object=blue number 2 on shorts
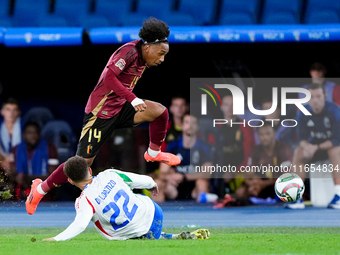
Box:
[102,189,138,230]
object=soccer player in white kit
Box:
[43,156,209,241]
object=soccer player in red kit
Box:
[26,17,181,215]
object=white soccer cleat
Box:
[284,198,305,209]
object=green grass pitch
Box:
[0,227,339,255]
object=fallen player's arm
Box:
[113,169,156,190]
[148,183,159,196]
[43,238,56,241]
[43,196,94,241]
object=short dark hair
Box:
[63,156,89,183]
[23,121,41,133]
[171,95,187,105]
[310,62,326,73]
[171,95,186,101]
[181,109,199,122]
[258,121,275,131]
[139,17,170,44]
[307,83,325,94]
[2,97,19,108]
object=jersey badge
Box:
[115,58,126,70]
[307,119,314,127]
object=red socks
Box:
[148,108,169,151]
[41,162,68,193]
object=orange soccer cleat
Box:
[25,179,44,215]
[213,194,235,209]
[144,151,181,166]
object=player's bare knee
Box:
[165,184,178,200]
[195,179,209,192]
[155,178,166,190]
[294,146,305,160]
[327,146,340,159]
[235,184,248,198]
[154,102,167,118]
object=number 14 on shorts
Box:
[88,128,102,143]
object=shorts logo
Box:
[115,58,126,70]
[87,145,93,154]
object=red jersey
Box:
[85,40,147,119]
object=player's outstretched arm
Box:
[43,196,94,241]
[43,238,56,241]
[112,169,156,190]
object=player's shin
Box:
[148,108,169,154]
[41,162,68,193]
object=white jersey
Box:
[54,169,156,241]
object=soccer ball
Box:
[275,173,305,202]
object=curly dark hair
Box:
[63,156,89,183]
[139,17,170,44]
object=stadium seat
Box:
[262,12,299,24]
[53,0,89,26]
[38,16,69,27]
[121,14,150,27]
[261,0,301,24]
[122,12,194,27]
[77,15,110,29]
[24,107,54,128]
[162,12,196,26]
[177,0,217,25]
[0,18,11,27]
[41,120,77,162]
[306,0,340,12]
[220,13,255,25]
[12,0,50,27]
[305,11,340,24]
[45,0,110,29]
[137,0,173,18]
[0,0,11,27]
[304,0,340,24]
[94,0,131,26]
[121,0,173,27]
[219,0,260,25]
[0,0,9,17]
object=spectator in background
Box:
[0,98,22,170]
[255,99,298,150]
[291,83,340,209]
[214,94,255,197]
[219,94,255,171]
[299,62,340,105]
[161,96,188,151]
[12,122,59,200]
[240,123,292,198]
[214,123,292,208]
[153,112,215,203]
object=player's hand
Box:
[149,183,159,196]
[134,103,147,112]
[43,237,56,241]
[131,98,147,112]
